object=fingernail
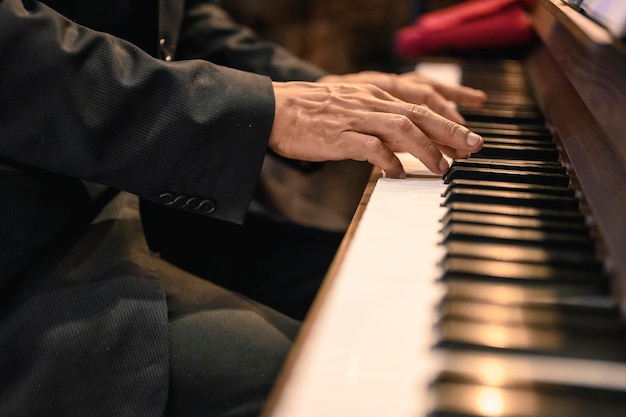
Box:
[438,158,449,173]
[466,132,482,147]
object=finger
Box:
[431,83,487,107]
[389,81,467,124]
[405,104,483,153]
[437,143,471,160]
[400,72,487,106]
[383,81,466,123]
[354,111,449,175]
[422,94,466,125]
[337,131,407,178]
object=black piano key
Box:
[462,77,529,90]
[441,223,595,250]
[481,136,557,147]
[441,211,587,233]
[443,167,570,187]
[469,97,536,109]
[462,71,530,87]
[466,91,538,107]
[429,373,626,417]
[465,122,552,139]
[463,69,529,85]
[434,318,626,362]
[460,106,545,125]
[441,287,616,310]
[471,143,559,161]
[481,135,554,145]
[440,256,601,284]
[461,57,527,72]
[451,159,564,172]
[443,241,599,266]
[442,189,580,211]
[446,202,585,221]
[438,299,622,333]
[462,81,532,97]
[442,179,575,198]
[443,279,611,305]
[462,94,538,105]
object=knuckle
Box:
[361,135,383,153]
[410,103,467,139]
[446,120,469,138]
[422,84,436,96]
[353,135,382,162]
[437,120,463,140]
[394,115,416,135]
[421,86,437,102]
[409,104,430,119]
[364,82,379,91]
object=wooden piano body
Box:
[262,1,626,416]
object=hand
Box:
[269,81,484,179]
[318,71,487,124]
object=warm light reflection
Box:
[450,281,556,305]
[498,246,550,263]
[476,322,563,350]
[482,325,515,349]
[490,285,524,303]
[475,360,508,386]
[476,387,505,416]
[475,303,560,326]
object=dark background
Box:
[221,0,465,74]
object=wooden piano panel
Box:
[529,0,626,314]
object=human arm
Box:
[176,0,486,175]
[270,81,483,178]
[0,0,272,224]
[0,0,482,236]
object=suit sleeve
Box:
[177,0,327,171]
[177,0,328,82]
[0,0,275,224]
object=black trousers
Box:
[153,257,300,417]
[140,200,344,321]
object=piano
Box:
[261,1,626,416]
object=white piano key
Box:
[264,156,449,417]
[415,62,463,85]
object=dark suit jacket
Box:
[0,0,325,415]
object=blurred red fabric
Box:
[395,0,536,58]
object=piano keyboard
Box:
[262,59,626,417]
[430,59,626,416]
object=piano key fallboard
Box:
[262,1,626,416]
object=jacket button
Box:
[158,193,176,205]
[198,199,216,213]
[172,195,188,208]
[184,196,200,209]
